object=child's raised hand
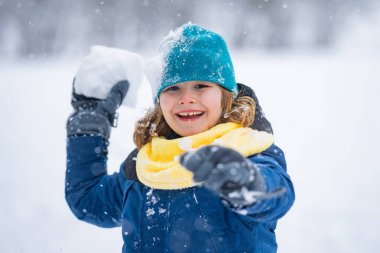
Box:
[180,145,266,208]
[74,46,144,108]
[67,80,129,139]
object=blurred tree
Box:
[0,0,377,58]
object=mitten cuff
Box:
[66,111,111,139]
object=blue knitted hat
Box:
[152,23,237,102]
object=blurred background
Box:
[1,0,379,58]
[1,0,380,253]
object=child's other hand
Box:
[180,145,265,207]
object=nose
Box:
[178,90,196,104]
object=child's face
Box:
[159,81,223,137]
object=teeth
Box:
[178,112,202,117]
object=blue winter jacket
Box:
[65,135,294,253]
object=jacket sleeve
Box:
[65,135,126,228]
[244,144,295,223]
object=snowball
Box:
[74,45,145,108]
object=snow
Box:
[1,49,380,253]
[144,23,190,99]
[146,208,155,217]
[74,45,145,108]
[179,137,193,151]
[144,55,164,100]
[159,22,190,54]
[145,22,207,100]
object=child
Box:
[66,23,295,253]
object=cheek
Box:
[159,105,169,120]
[204,91,223,118]
[159,98,173,120]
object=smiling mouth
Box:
[175,111,204,120]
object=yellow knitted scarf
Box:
[136,122,274,189]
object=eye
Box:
[163,85,179,92]
[194,84,209,89]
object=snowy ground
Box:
[1,49,379,253]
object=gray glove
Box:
[66,80,129,139]
[180,145,265,208]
